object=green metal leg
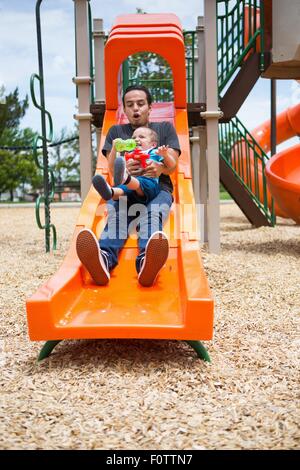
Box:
[38,340,62,361]
[185,341,211,362]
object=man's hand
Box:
[143,160,164,178]
[126,158,143,176]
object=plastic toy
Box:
[124,148,150,169]
[114,138,136,152]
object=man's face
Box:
[123,90,152,128]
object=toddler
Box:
[92,127,176,204]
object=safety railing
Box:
[184,31,196,103]
[219,116,275,225]
[128,78,174,102]
[217,0,265,92]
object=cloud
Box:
[0,6,76,132]
[22,95,76,135]
[122,0,203,29]
[238,78,300,153]
[89,0,204,31]
[1,0,297,143]
[238,77,300,131]
[290,81,300,105]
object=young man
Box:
[76,85,180,287]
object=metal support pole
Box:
[190,127,201,242]
[93,18,105,103]
[73,0,93,200]
[93,18,105,154]
[190,127,208,245]
[197,16,206,104]
[196,16,208,244]
[271,79,277,156]
[202,0,221,254]
[199,126,208,243]
[191,128,200,203]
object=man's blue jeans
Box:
[99,189,173,273]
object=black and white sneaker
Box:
[76,228,110,285]
[114,157,128,185]
[138,231,169,287]
[92,175,113,200]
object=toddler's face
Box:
[132,129,156,150]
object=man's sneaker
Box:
[138,231,169,287]
[114,157,128,185]
[76,229,110,285]
[92,175,113,200]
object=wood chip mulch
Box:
[0,205,299,449]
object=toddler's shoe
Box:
[76,228,110,285]
[92,175,113,200]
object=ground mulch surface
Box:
[0,205,299,449]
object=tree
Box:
[127,51,173,101]
[0,87,28,139]
[0,87,42,201]
[0,127,42,201]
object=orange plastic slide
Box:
[26,14,213,354]
[265,144,300,224]
[251,103,300,223]
[26,104,213,343]
[233,103,300,223]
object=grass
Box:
[220,183,232,201]
[220,191,232,200]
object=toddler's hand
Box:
[156,145,169,157]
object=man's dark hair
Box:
[122,85,153,106]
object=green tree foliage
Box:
[0,87,28,138]
[0,128,42,200]
[0,87,42,201]
[127,52,173,102]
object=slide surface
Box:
[265,143,300,223]
[26,103,213,342]
[252,103,300,223]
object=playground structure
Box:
[26,0,300,361]
[256,103,300,223]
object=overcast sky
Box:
[0,0,299,149]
